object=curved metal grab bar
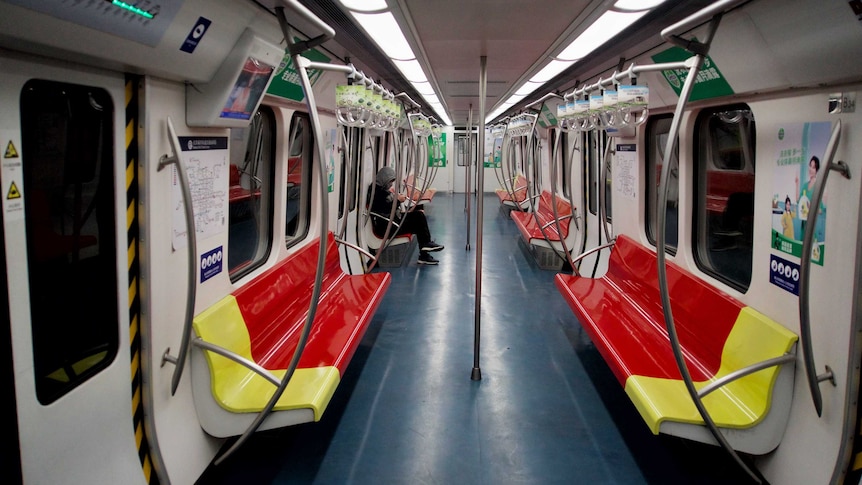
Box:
[698,354,797,398]
[279,0,335,54]
[158,117,198,396]
[334,237,377,260]
[571,240,617,268]
[598,140,614,243]
[191,338,281,386]
[215,9,331,465]
[799,119,848,417]
[547,127,576,271]
[655,11,765,484]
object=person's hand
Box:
[397,193,407,203]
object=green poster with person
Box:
[428,133,446,167]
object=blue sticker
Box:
[181,17,211,53]
[769,254,800,295]
[200,246,223,283]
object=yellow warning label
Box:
[7,182,21,200]
[4,140,19,159]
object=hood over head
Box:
[375,166,396,187]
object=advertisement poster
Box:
[770,122,831,266]
[326,128,336,192]
[428,133,447,167]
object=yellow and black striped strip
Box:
[125,75,160,485]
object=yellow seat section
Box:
[192,295,340,420]
[625,307,798,434]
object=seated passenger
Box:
[368,167,443,265]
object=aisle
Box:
[197,193,753,485]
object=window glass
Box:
[646,115,678,251]
[21,79,118,404]
[286,113,312,246]
[228,107,275,279]
[603,132,612,222]
[694,105,756,291]
[586,132,597,215]
[560,131,571,198]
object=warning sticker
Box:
[1,130,25,222]
[4,140,19,159]
[7,182,21,200]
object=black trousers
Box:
[374,210,431,249]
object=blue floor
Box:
[197,193,754,485]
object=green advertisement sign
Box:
[266,41,330,101]
[428,133,446,167]
[651,45,734,101]
[770,122,832,266]
[537,103,558,128]
[484,131,502,168]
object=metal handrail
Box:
[546,128,577,271]
[334,236,377,260]
[698,353,797,398]
[465,106,473,250]
[799,119,848,416]
[191,338,281,387]
[158,116,198,396]
[570,240,616,267]
[655,6,766,483]
[472,56,487,382]
[214,5,332,465]
[598,140,614,243]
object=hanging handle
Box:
[798,119,849,417]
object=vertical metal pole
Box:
[472,57,487,381]
[466,104,473,250]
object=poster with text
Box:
[172,137,229,251]
[770,122,831,266]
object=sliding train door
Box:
[1,54,147,484]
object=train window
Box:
[228,107,275,279]
[693,105,756,291]
[560,131,571,198]
[645,115,678,252]
[586,132,597,215]
[530,135,542,192]
[337,126,361,218]
[20,79,118,404]
[286,113,312,246]
[549,129,568,196]
[604,132,612,222]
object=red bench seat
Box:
[495,173,531,210]
[554,235,797,454]
[510,190,575,247]
[192,232,391,437]
[404,174,436,204]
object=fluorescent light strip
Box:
[489,3,661,124]
[392,59,429,83]
[339,0,388,12]
[614,0,667,11]
[351,11,415,60]
[557,10,647,61]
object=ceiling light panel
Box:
[338,0,388,12]
[557,10,647,61]
[351,11,416,60]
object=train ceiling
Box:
[272,0,714,127]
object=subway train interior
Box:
[2,0,862,483]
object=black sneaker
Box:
[421,241,444,252]
[417,253,439,265]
